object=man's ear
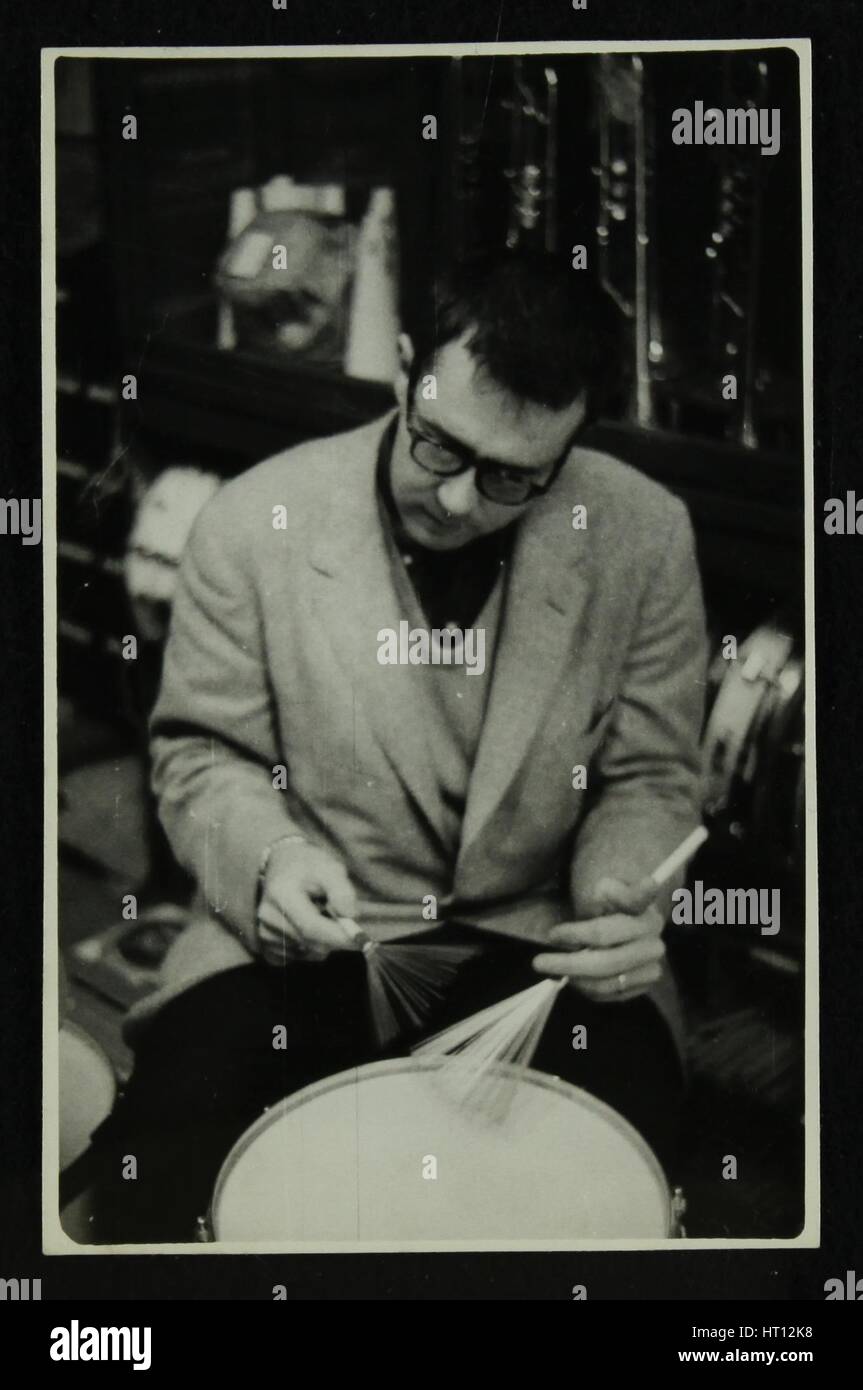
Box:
[394,333,415,409]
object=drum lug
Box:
[670,1185,687,1238]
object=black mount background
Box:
[0,0,860,1304]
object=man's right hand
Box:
[256,839,359,966]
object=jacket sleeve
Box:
[149,486,300,951]
[569,498,708,920]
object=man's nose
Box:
[436,468,479,516]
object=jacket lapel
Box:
[307,417,593,862]
[457,478,592,859]
[307,415,457,833]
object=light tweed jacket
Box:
[144,412,707,1055]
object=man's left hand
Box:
[531,876,666,1003]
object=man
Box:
[89,252,707,1242]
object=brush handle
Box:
[648,825,709,888]
[330,913,375,954]
[257,900,375,956]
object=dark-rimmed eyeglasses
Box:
[405,400,585,507]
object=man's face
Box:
[390,331,588,551]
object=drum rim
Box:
[211,1056,671,1240]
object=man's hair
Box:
[407,250,622,412]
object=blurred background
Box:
[55,52,806,1237]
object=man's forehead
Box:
[420,335,588,466]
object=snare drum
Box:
[208,1058,680,1242]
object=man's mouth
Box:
[423,506,463,529]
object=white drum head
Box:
[59,1023,116,1170]
[212,1058,669,1242]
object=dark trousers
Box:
[82,927,684,1243]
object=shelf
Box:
[127,330,395,467]
[583,420,803,602]
[113,330,804,600]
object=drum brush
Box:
[324,913,480,1048]
[411,826,709,1117]
[256,898,480,1046]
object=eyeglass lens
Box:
[411,437,541,504]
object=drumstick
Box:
[646,825,709,889]
[575,825,710,928]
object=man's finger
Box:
[259,931,321,965]
[257,901,329,961]
[321,874,358,923]
[257,900,305,949]
[531,935,665,980]
[258,926,330,964]
[571,961,663,1002]
[549,910,662,949]
[275,887,357,950]
[301,862,358,922]
[591,874,660,915]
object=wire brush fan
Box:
[335,916,480,1047]
[412,975,569,1120]
[410,826,710,1120]
[257,900,479,1047]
